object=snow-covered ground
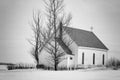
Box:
[0,69,120,80]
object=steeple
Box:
[90,26,93,32]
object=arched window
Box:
[93,53,95,65]
[82,52,84,64]
[102,54,105,65]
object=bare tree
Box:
[29,11,46,68]
[43,0,72,71]
[45,22,73,70]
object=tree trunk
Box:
[54,63,58,71]
[35,54,39,69]
[36,63,39,69]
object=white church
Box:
[39,23,109,68]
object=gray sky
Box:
[0,0,120,63]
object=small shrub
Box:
[7,64,35,70]
[36,64,45,69]
[106,58,120,69]
[36,64,55,70]
[58,67,67,70]
[7,65,14,70]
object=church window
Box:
[82,52,84,64]
[93,53,95,65]
[102,54,105,65]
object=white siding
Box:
[39,49,52,66]
[62,32,78,67]
[78,47,108,66]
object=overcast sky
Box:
[0,0,120,63]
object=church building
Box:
[39,23,109,68]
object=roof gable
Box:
[64,27,108,50]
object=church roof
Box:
[64,27,108,50]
